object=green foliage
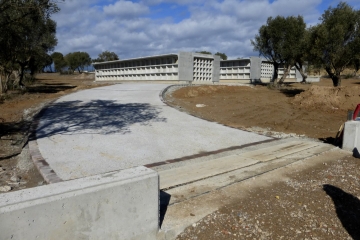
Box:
[51,52,67,72]
[251,15,306,83]
[196,51,212,55]
[308,2,360,86]
[215,52,228,60]
[196,51,227,60]
[0,0,61,93]
[93,51,119,62]
[65,52,91,73]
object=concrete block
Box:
[212,55,220,82]
[0,166,159,240]
[342,121,360,157]
[178,52,193,82]
[250,57,262,82]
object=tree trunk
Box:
[294,63,307,83]
[278,64,291,85]
[0,73,3,94]
[332,75,341,87]
[271,62,279,83]
[19,68,25,87]
[325,66,341,87]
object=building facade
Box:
[93,52,303,83]
[93,52,220,83]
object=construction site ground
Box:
[0,73,360,239]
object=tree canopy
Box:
[64,52,91,73]
[93,51,119,62]
[251,15,306,84]
[196,51,212,55]
[51,52,67,72]
[196,51,228,60]
[0,0,61,93]
[215,52,228,60]
[308,2,360,87]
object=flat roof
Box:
[93,53,178,65]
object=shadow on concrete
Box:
[160,191,171,228]
[323,184,360,239]
[33,100,166,139]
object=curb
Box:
[28,101,63,184]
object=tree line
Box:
[251,1,360,87]
[50,51,119,74]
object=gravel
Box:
[177,155,360,240]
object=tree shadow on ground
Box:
[159,191,171,228]
[27,85,76,94]
[43,83,69,86]
[33,100,167,140]
[279,88,305,97]
[323,184,360,239]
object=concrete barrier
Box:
[0,166,159,240]
[343,121,360,157]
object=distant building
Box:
[93,52,304,83]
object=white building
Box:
[93,52,304,83]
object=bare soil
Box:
[165,78,360,240]
[166,79,360,140]
[0,73,113,192]
[177,155,360,240]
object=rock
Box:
[10,175,20,182]
[0,186,12,192]
[196,104,206,108]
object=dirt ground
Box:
[166,78,360,141]
[164,78,360,240]
[177,155,360,240]
[0,73,113,192]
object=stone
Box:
[0,186,12,192]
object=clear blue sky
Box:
[52,0,360,60]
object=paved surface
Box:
[35,83,270,180]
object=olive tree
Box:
[0,0,61,93]
[251,15,307,84]
[65,52,91,73]
[51,52,67,72]
[215,52,228,60]
[308,2,360,87]
[93,51,119,62]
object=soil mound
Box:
[292,85,360,111]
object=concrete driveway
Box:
[35,83,270,180]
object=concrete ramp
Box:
[158,140,333,191]
[155,139,345,239]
